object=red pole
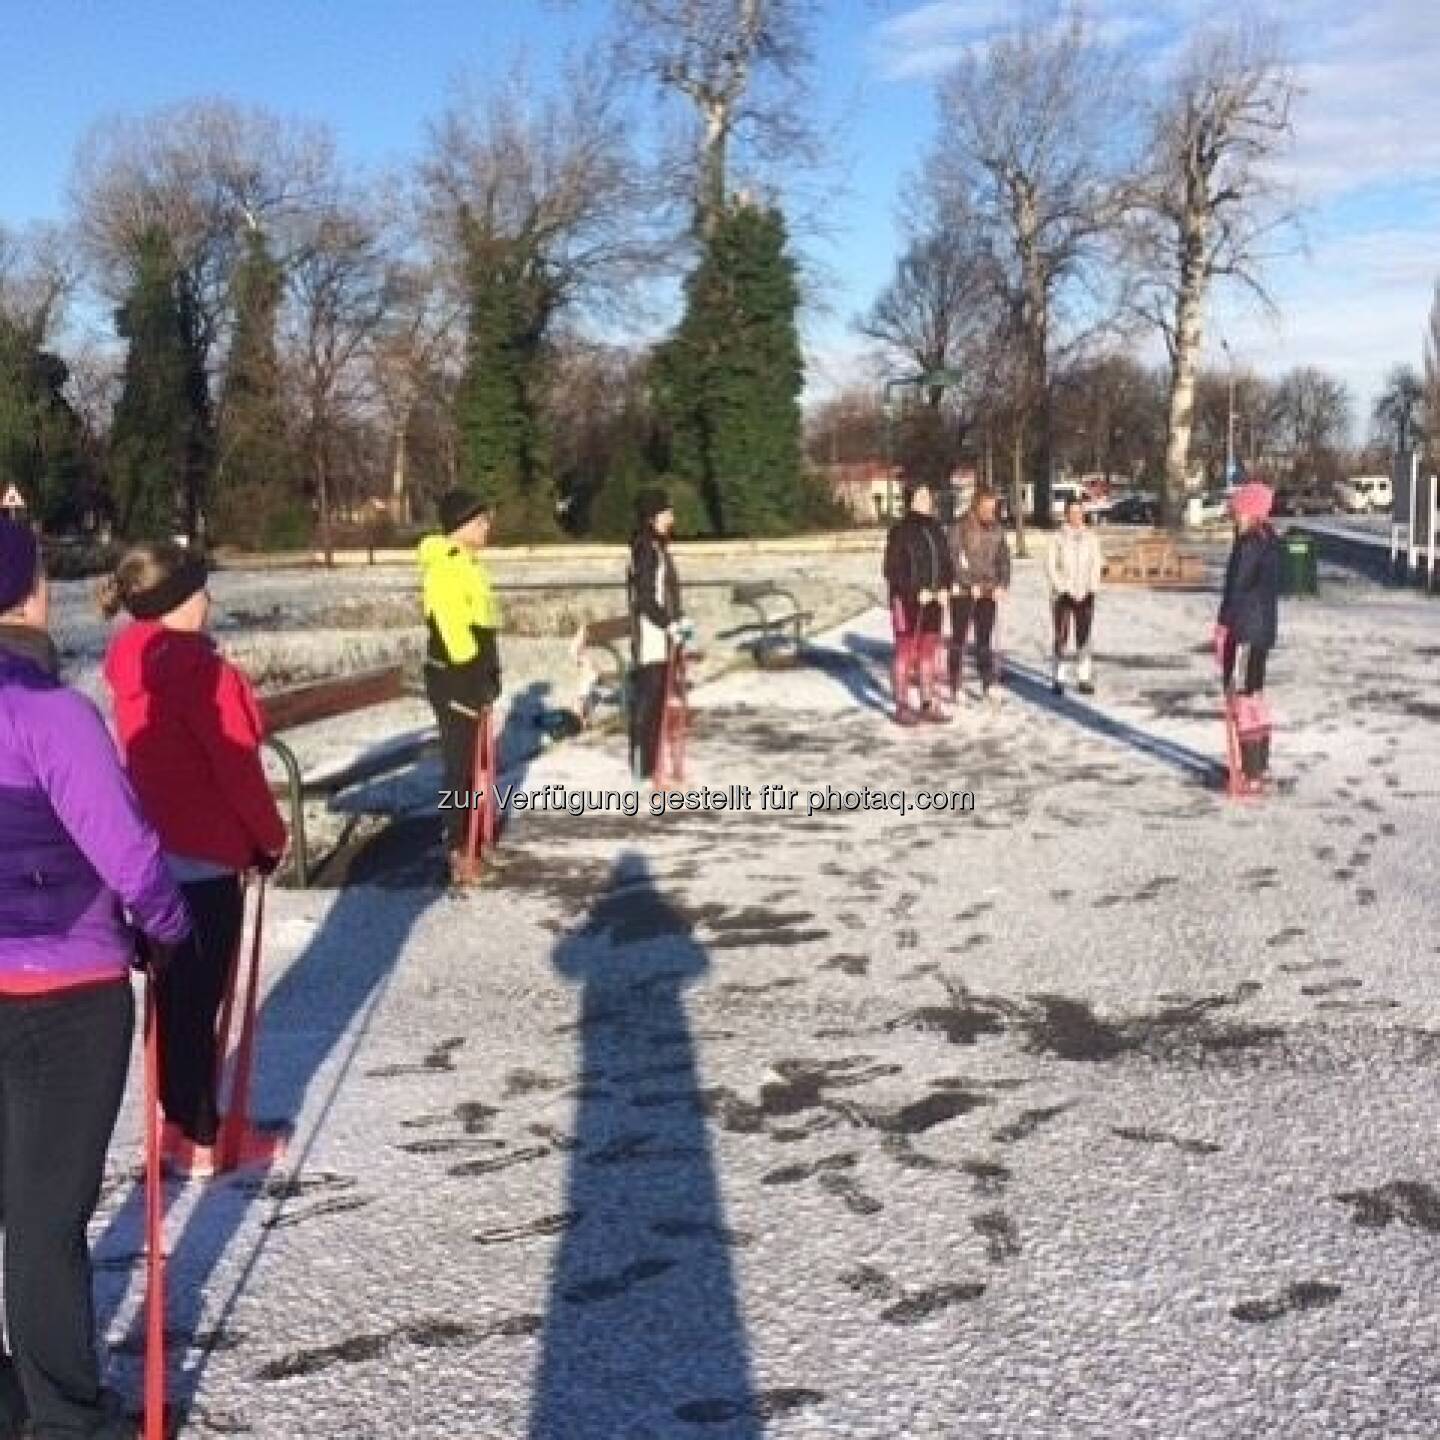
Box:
[462,706,493,879]
[216,877,280,1172]
[670,648,688,786]
[651,645,683,789]
[143,979,166,1440]
[212,872,250,1098]
[1223,691,1243,796]
[480,708,497,850]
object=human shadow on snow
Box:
[531,852,768,1438]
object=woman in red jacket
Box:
[99,544,286,1176]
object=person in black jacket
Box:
[1213,480,1282,790]
[627,488,686,779]
[883,481,954,724]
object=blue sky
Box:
[3,0,1437,420]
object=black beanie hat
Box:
[439,489,491,535]
[635,487,672,525]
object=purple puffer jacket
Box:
[0,627,191,993]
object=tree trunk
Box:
[1016,186,1052,530]
[391,408,410,524]
[1009,428,1028,560]
[700,98,729,234]
[1157,256,1203,532]
[315,432,334,568]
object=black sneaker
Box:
[1078,681,1095,696]
[1051,680,1063,696]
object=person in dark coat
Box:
[627,488,687,779]
[0,517,191,1440]
[1214,480,1282,789]
[883,481,954,724]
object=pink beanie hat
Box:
[1230,481,1274,522]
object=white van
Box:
[1336,475,1392,513]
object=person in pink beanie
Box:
[1213,480,1282,791]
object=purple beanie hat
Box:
[0,517,40,614]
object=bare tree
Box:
[1372,362,1423,455]
[1272,366,1353,484]
[282,197,388,564]
[422,62,653,308]
[419,62,656,526]
[805,385,888,468]
[0,224,79,345]
[858,225,999,407]
[613,0,820,233]
[930,13,1134,526]
[70,99,336,356]
[1052,353,1167,488]
[369,260,463,524]
[1129,23,1296,526]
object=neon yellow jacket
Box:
[418,536,502,702]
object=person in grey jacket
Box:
[1045,498,1103,695]
[946,488,1010,701]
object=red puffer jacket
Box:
[103,622,286,871]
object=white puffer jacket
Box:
[1046,526,1103,600]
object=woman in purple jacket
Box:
[0,518,191,1440]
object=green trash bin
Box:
[1282,535,1318,597]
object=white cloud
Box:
[870,0,1048,81]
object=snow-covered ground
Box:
[89,553,1440,1439]
[48,547,890,867]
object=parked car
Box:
[1274,486,1333,517]
[1104,494,1159,525]
[1336,475,1392,513]
[1192,492,1230,525]
[1050,480,1087,517]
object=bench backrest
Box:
[732,581,778,604]
[263,665,407,734]
[582,616,631,646]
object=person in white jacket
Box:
[1045,498,1103,695]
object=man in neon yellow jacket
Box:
[418,489,501,885]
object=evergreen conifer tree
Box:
[111,229,213,540]
[455,226,557,540]
[214,227,301,547]
[657,200,805,536]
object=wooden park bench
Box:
[723,581,812,666]
[1101,536,1207,586]
[262,665,429,888]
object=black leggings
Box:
[427,672,487,852]
[950,595,998,685]
[1053,595,1094,653]
[157,874,244,1145]
[1223,637,1268,694]
[631,662,667,779]
[0,980,133,1436]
